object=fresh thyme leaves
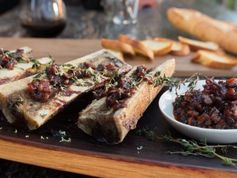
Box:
[153,72,200,95]
[135,128,237,166]
[28,62,113,102]
[163,135,237,166]
[181,73,201,91]
[0,48,31,70]
[31,59,41,69]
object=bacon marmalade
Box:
[0,48,28,70]
[173,78,237,129]
[93,66,159,110]
[27,62,118,102]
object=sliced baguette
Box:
[192,50,237,69]
[142,40,172,56]
[167,8,237,54]
[178,36,219,51]
[171,44,190,56]
[118,34,154,60]
[0,50,131,130]
[78,59,175,144]
[101,39,135,56]
[154,37,190,56]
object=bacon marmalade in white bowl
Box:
[159,78,237,144]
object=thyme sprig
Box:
[135,128,237,166]
[32,59,41,69]
[154,72,201,95]
[163,135,237,166]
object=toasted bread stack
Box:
[154,37,190,56]
[101,34,191,61]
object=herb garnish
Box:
[0,48,30,70]
[28,62,111,102]
[31,59,41,69]
[164,135,237,166]
[153,72,200,95]
[135,128,237,166]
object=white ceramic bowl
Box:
[159,80,237,144]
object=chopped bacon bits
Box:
[136,66,147,78]
[173,78,237,129]
[28,79,55,102]
[0,48,26,70]
[93,65,151,110]
[27,62,120,102]
[105,63,116,71]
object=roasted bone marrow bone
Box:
[0,47,53,85]
[78,59,175,144]
[0,50,130,130]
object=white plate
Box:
[159,80,237,144]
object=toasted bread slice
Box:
[105,49,124,61]
[101,39,135,56]
[154,37,190,56]
[118,34,154,60]
[178,36,219,51]
[78,59,175,144]
[171,43,190,56]
[192,50,237,69]
[142,40,172,56]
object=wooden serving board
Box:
[0,38,237,178]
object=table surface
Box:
[1,0,237,178]
[1,0,237,39]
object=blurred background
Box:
[0,0,237,178]
[0,0,236,39]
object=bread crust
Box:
[178,36,219,51]
[142,40,172,56]
[167,8,237,54]
[78,59,175,144]
[192,50,237,69]
[154,38,190,56]
[101,39,135,56]
[118,34,154,60]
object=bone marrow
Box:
[78,59,175,144]
[0,50,130,130]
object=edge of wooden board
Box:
[0,137,236,178]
